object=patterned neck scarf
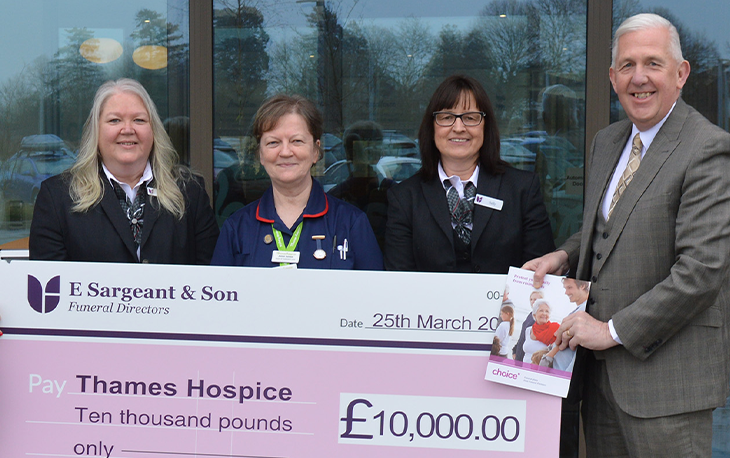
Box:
[444,180,476,244]
[110,180,147,249]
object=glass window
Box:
[0,1,189,247]
[212,0,588,248]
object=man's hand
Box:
[522,250,570,288]
[554,311,618,351]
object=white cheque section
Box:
[338,393,526,452]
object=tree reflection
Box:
[214,0,270,136]
[612,0,723,124]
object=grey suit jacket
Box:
[561,98,730,417]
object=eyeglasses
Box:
[433,111,486,127]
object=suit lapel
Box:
[139,193,161,251]
[421,177,453,245]
[100,178,138,258]
[471,167,501,251]
[579,100,688,276]
[609,101,686,227]
[577,120,632,278]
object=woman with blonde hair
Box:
[30,78,218,264]
[492,302,515,357]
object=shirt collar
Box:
[438,162,479,195]
[632,101,676,154]
[256,179,329,232]
[102,162,153,200]
[101,161,152,189]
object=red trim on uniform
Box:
[255,201,275,223]
[303,194,329,218]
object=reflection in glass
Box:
[212,0,587,249]
[611,1,730,131]
[0,1,189,246]
[79,38,124,64]
[133,45,168,70]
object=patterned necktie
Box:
[111,180,147,249]
[445,181,476,244]
[608,133,643,219]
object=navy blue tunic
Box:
[211,179,383,270]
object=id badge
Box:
[475,194,503,211]
[272,250,300,264]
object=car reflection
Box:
[0,134,76,228]
[319,156,421,193]
[325,130,419,168]
[500,140,536,171]
[1,135,76,225]
[213,138,239,178]
[500,132,585,245]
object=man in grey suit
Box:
[524,13,730,458]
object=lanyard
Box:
[272,222,303,266]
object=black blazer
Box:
[29,172,219,264]
[384,166,555,273]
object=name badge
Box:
[272,251,300,264]
[474,194,503,211]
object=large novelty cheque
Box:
[0,261,561,457]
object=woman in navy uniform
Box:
[211,94,383,270]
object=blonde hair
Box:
[529,290,544,305]
[69,78,186,219]
[532,349,551,366]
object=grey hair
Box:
[611,13,683,69]
[69,78,186,219]
[532,299,552,316]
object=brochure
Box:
[485,266,590,397]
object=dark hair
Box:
[343,120,383,161]
[418,75,506,181]
[252,94,323,159]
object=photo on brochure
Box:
[485,266,590,397]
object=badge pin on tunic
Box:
[264,234,274,244]
[312,235,326,260]
[337,239,349,260]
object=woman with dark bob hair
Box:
[384,74,554,273]
[211,94,383,269]
[29,78,219,264]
